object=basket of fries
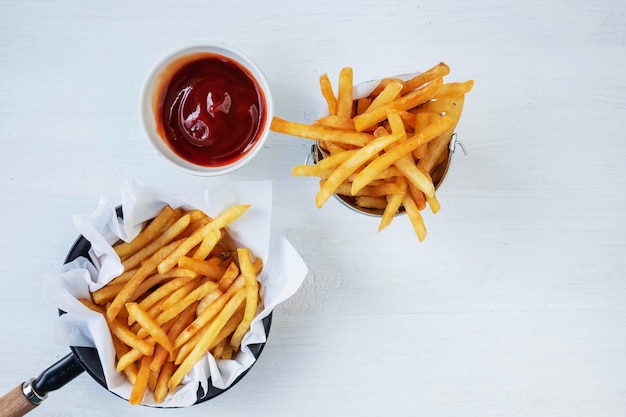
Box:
[271,62,473,241]
[44,180,308,407]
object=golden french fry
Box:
[121,212,188,271]
[148,369,159,393]
[114,337,148,373]
[196,288,223,316]
[229,248,259,350]
[159,280,197,312]
[213,308,245,353]
[177,216,211,240]
[154,360,175,404]
[217,262,240,292]
[174,305,243,366]
[191,228,222,260]
[401,62,450,93]
[184,209,210,223]
[418,96,465,173]
[111,335,139,385]
[356,97,371,115]
[394,155,434,197]
[126,302,174,358]
[314,148,358,172]
[169,288,247,391]
[316,115,355,131]
[369,77,404,98]
[417,96,462,114]
[426,192,441,214]
[106,239,184,321]
[157,204,250,275]
[434,80,475,97]
[157,267,198,279]
[319,73,337,116]
[177,256,226,281]
[139,281,219,340]
[315,132,404,208]
[271,117,373,148]
[251,255,263,274]
[378,176,408,232]
[150,301,198,374]
[291,165,319,177]
[365,80,403,113]
[129,273,170,303]
[308,166,404,182]
[322,141,348,154]
[386,109,436,198]
[129,355,151,405]
[412,142,429,160]
[79,298,106,314]
[220,342,234,360]
[173,275,246,349]
[107,316,154,356]
[351,115,454,195]
[114,205,175,259]
[331,181,359,197]
[403,194,427,241]
[137,275,198,313]
[398,110,417,131]
[355,196,388,210]
[105,267,139,287]
[408,184,428,211]
[91,282,126,305]
[336,67,353,119]
[367,182,405,197]
[386,107,405,134]
[353,77,443,132]
[212,339,226,359]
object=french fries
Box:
[270,62,473,241]
[79,204,263,405]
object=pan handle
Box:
[0,352,84,417]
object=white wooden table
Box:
[1,1,625,416]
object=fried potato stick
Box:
[270,117,373,148]
[157,204,250,275]
[168,288,247,392]
[351,115,454,195]
[315,132,403,208]
[319,73,337,116]
[126,302,174,358]
[353,77,443,132]
[113,205,175,259]
[106,238,185,321]
[230,248,259,350]
[129,355,152,405]
[121,210,186,271]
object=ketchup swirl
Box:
[156,54,266,167]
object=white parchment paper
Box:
[43,179,308,407]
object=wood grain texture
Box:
[0,385,39,417]
[1,0,625,416]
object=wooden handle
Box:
[0,384,38,417]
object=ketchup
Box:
[155,53,267,167]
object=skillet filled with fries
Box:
[0,180,307,415]
[67,204,272,406]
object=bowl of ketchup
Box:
[140,43,273,175]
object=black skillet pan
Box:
[0,207,272,416]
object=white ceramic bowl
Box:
[140,43,273,176]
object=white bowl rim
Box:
[139,42,274,176]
